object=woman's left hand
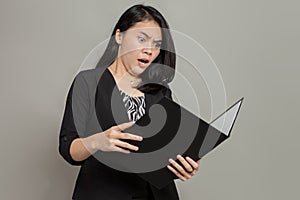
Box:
[167,155,201,182]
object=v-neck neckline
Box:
[105,67,145,98]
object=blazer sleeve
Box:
[58,72,90,166]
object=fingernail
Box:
[177,155,181,159]
[168,158,173,163]
[135,136,142,140]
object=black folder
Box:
[122,96,243,189]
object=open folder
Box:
[123,97,244,189]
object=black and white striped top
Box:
[119,89,146,122]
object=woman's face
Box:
[116,20,162,76]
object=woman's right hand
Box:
[88,121,143,154]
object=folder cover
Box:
[123,97,243,189]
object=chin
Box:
[130,66,147,76]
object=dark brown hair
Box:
[95,4,176,93]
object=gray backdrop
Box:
[0,0,299,199]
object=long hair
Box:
[95,4,176,93]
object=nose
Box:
[142,47,152,56]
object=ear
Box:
[115,29,123,45]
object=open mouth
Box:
[137,58,150,64]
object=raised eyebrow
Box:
[139,31,162,43]
[139,31,151,38]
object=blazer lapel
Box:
[95,67,165,130]
[95,68,129,131]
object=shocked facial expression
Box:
[115,20,162,76]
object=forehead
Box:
[125,21,162,39]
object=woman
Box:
[59,4,200,200]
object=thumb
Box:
[116,121,135,131]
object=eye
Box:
[138,36,146,43]
[154,42,161,48]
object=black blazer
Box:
[59,67,179,200]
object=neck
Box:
[108,59,139,82]
[107,59,143,96]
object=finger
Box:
[176,155,194,173]
[112,145,131,154]
[114,140,139,151]
[115,121,135,131]
[167,165,187,181]
[120,132,143,141]
[169,158,191,179]
[186,157,200,171]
